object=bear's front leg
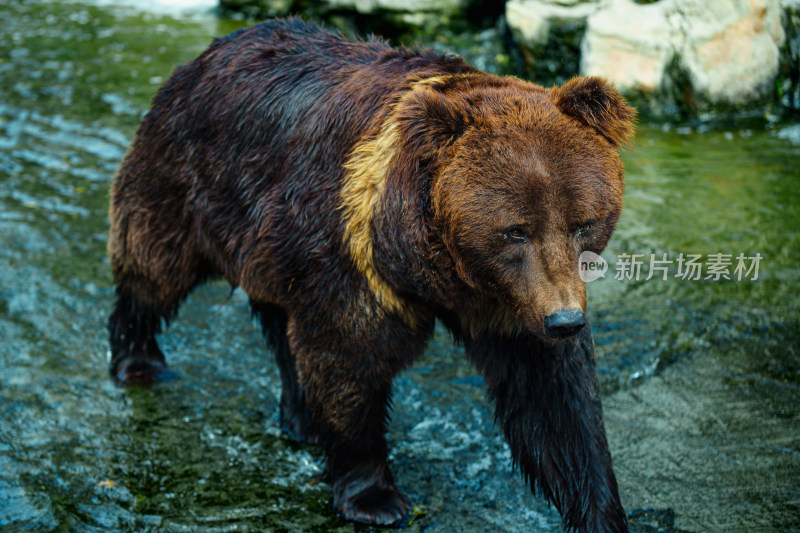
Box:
[468,323,628,533]
[292,338,412,527]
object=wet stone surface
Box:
[1,1,799,531]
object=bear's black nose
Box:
[543,309,586,339]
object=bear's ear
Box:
[551,76,636,148]
[395,86,473,158]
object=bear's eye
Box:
[505,227,527,242]
[574,222,593,238]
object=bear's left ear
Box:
[551,77,636,148]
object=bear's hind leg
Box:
[107,248,211,385]
[108,284,178,385]
[109,263,212,385]
[107,187,213,385]
[251,301,316,444]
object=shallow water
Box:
[1,1,798,531]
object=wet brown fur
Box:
[107,18,635,532]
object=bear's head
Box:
[403,75,635,339]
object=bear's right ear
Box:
[551,76,636,148]
[395,86,473,158]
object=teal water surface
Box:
[1,1,799,531]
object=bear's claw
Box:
[334,484,412,527]
[111,356,175,386]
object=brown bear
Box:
[107,18,634,533]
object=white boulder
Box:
[581,0,675,94]
[509,0,787,107]
[673,0,785,104]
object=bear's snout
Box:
[543,308,586,339]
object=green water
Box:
[0,1,798,531]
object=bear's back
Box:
[135,18,475,195]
